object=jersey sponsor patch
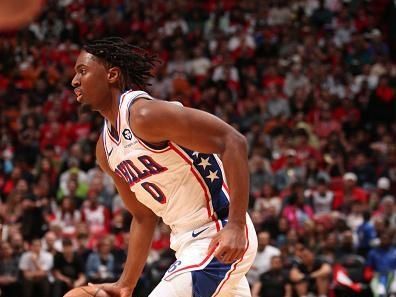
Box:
[122,128,133,140]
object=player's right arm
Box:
[94,136,158,297]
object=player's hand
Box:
[208,222,246,264]
[88,282,133,297]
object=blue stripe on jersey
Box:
[180,147,230,218]
[220,218,228,228]
[191,257,232,297]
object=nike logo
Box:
[108,148,113,156]
[192,227,209,238]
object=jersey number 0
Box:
[141,182,166,204]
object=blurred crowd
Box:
[0,0,396,296]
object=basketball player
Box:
[71,37,257,297]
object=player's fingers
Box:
[89,283,120,295]
[218,244,245,263]
[219,252,233,263]
[230,247,245,262]
[214,243,228,261]
[221,247,240,263]
[208,235,220,254]
[222,249,239,263]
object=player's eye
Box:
[80,69,87,74]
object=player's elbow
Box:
[225,131,248,155]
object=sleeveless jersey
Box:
[102,90,230,248]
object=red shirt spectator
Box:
[333,173,368,210]
[81,191,111,248]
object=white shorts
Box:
[149,215,258,297]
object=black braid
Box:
[83,37,160,90]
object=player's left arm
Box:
[130,98,249,263]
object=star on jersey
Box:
[206,170,219,182]
[198,157,211,170]
[192,151,200,158]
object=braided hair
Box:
[83,37,160,90]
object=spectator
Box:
[313,104,342,139]
[311,0,333,27]
[87,173,113,209]
[253,183,281,218]
[58,162,89,205]
[9,232,25,260]
[274,217,290,247]
[0,241,20,297]
[57,173,87,208]
[356,211,377,257]
[377,195,396,230]
[377,177,392,199]
[282,183,314,232]
[365,231,396,297]
[369,177,392,211]
[346,200,365,232]
[53,238,86,297]
[81,190,111,247]
[19,238,53,297]
[0,190,24,225]
[75,232,92,267]
[309,178,334,216]
[290,241,332,297]
[42,231,62,255]
[86,166,115,201]
[352,152,376,189]
[187,45,212,80]
[85,236,116,283]
[20,181,50,242]
[284,64,310,97]
[247,231,280,285]
[249,153,273,195]
[334,172,368,212]
[266,84,290,119]
[336,229,357,258]
[51,196,82,237]
[275,150,305,191]
[252,255,292,297]
[304,158,329,188]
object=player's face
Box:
[71,50,110,110]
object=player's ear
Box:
[107,67,121,84]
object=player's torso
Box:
[103,90,230,235]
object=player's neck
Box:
[99,89,123,128]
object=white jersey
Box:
[103,90,230,248]
[103,90,258,297]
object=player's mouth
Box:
[74,88,83,102]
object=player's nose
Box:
[71,74,80,87]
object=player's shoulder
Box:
[128,97,180,127]
[130,97,183,118]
